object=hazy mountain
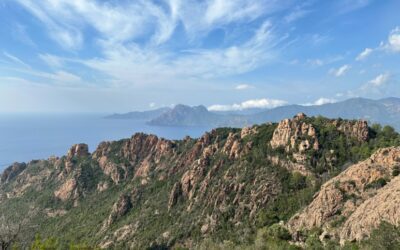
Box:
[105,107,171,120]
[251,97,400,130]
[106,98,400,131]
[147,104,251,127]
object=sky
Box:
[0,0,399,113]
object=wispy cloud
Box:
[79,20,281,86]
[356,48,373,61]
[39,54,64,68]
[304,97,337,106]
[208,98,287,111]
[235,84,253,90]
[369,73,390,87]
[284,6,312,23]
[329,64,351,77]
[13,0,290,88]
[15,0,83,49]
[3,52,31,69]
[15,0,291,49]
[306,55,344,67]
[1,52,82,87]
[383,27,400,52]
[336,0,373,14]
[310,34,331,46]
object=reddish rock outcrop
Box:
[288,147,400,243]
[334,120,369,142]
[270,113,319,152]
[103,194,133,229]
[168,183,182,210]
[54,178,79,202]
[67,144,89,159]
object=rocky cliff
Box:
[0,114,399,249]
[288,147,400,243]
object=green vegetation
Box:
[1,116,400,249]
[306,117,400,176]
[365,178,388,190]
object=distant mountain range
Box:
[105,107,171,120]
[106,97,400,130]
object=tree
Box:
[0,215,22,250]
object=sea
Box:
[0,113,212,172]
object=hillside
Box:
[1,114,400,249]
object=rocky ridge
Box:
[0,114,398,248]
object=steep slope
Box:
[288,147,400,243]
[1,114,399,248]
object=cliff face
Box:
[288,147,400,243]
[270,113,369,153]
[0,114,398,248]
[270,113,320,152]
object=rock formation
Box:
[67,144,90,159]
[270,113,319,152]
[288,147,400,243]
[0,162,27,184]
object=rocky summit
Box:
[1,114,400,249]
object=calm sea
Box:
[0,114,211,172]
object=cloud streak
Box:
[369,73,390,87]
[329,64,351,77]
[235,84,253,90]
[304,97,337,106]
[208,98,287,111]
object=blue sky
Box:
[0,0,399,113]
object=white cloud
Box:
[14,0,288,88]
[329,64,351,77]
[15,0,83,49]
[0,54,82,86]
[235,84,253,90]
[205,0,262,25]
[386,27,400,52]
[15,0,291,49]
[208,98,287,111]
[304,97,337,106]
[149,102,156,108]
[369,73,390,87]
[356,48,373,61]
[81,20,280,86]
